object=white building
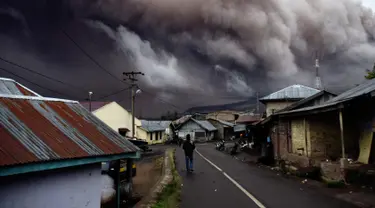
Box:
[175,117,217,142]
[80,101,142,138]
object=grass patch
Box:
[152,149,181,208]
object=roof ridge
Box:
[0,77,42,97]
[0,94,78,103]
[260,84,319,100]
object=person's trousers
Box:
[185,156,193,171]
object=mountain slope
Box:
[185,98,264,114]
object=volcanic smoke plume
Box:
[0,0,375,115]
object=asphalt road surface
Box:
[175,144,357,208]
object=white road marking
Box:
[195,149,266,208]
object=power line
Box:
[63,28,185,110]
[94,86,132,101]
[62,29,126,84]
[0,56,87,92]
[0,67,78,99]
[140,89,185,111]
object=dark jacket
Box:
[183,140,195,157]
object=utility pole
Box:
[256,92,259,116]
[88,91,93,112]
[123,71,144,139]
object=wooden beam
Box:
[304,118,308,157]
[339,109,345,159]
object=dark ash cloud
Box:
[0,0,375,117]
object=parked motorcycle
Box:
[215,139,225,151]
[239,140,255,151]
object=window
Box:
[118,128,129,137]
[155,132,159,140]
[150,133,153,140]
[160,132,162,140]
[195,131,205,137]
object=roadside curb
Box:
[136,149,174,208]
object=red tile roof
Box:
[0,96,139,167]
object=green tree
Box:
[365,63,375,80]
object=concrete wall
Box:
[265,101,296,117]
[208,119,225,140]
[137,127,149,141]
[178,120,212,141]
[149,131,167,144]
[0,164,102,208]
[137,128,167,144]
[93,102,141,138]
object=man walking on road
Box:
[183,134,195,172]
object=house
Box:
[273,81,375,170]
[236,114,262,125]
[206,110,240,122]
[258,90,338,167]
[207,118,235,140]
[80,101,142,138]
[137,120,171,144]
[0,78,140,208]
[260,84,320,117]
[175,118,217,142]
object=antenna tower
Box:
[314,51,323,90]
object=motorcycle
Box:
[239,140,255,151]
[215,139,225,151]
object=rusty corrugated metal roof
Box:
[0,78,41,97]
[0,95,139,167]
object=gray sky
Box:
[362,0,375,9]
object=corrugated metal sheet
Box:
[192,119,217,131]
[236,115,261,124]
[0,96,139,167]
[209,119,234,127]
[278,79,375,115]
[234,124,246,132]
[0,78,40,96]
[260,84,320,101]
[140,120,171,132]
[172,115,192,126]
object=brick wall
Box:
[291,119,310,156]
[308,113,342,160]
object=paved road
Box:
[175,144,357,208]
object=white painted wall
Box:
[93,101,141,137]
[178,120,207,141]
[0,164,102,208]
